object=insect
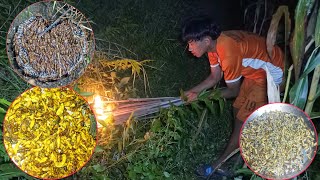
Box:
[240,111,317,179]
[3,87,96,179]
[12,11,90,83]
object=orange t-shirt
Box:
[208,30,284,86]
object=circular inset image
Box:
[239,103,318,180]
[6,1,95,88]
[3,86,97,179]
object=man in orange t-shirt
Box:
[181,16,284,177]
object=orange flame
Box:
[93,95,108,121]
[93,95,115,126]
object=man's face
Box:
[187,39,208,58]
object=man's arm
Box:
[185,65,222,101]
[221,79,241,99]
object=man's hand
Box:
[184,91,198,102]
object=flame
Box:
[93,95,115,126]
[93,95,108,121]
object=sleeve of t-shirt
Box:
[220,55,242,83]
[207,52,220,68]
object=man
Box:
[181,16,284,177]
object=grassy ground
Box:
[72,0,214,98]
[0,0,236,179]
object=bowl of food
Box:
[6,1,95,88]
[3,86,97,179]
[239,103,318,179]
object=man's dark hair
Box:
[181,16,221,43]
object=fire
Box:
[93,95,115,126]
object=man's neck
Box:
[208,39,217,53]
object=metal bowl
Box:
[239,103,318,179]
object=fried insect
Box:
[240,111,317,179]
[3,87,96,179]
[12,13,88,82]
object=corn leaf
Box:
[310,112,320,119]
[299,46,320,78]
[316,87,320,99]
[289,77,309,109]
[291,0,310,80]
[316,5,320,46]
[266,6,291,58]
[290,46,320,109]
[305,64,320,114]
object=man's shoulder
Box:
[219,30,255,42]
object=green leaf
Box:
[0,144,10,162]
[0,113,5,124]
[218,98,225,115]
[235,168,254,175]
[289,77,308,109]
[94,146,105,153]
[179,89,188,102]
[299,46,320,78]
[0,163,33,180]
[151,118,162,132]
[310,112,320,119]
[250,175,264,180]
[133,166,142,173]
[0,107,6,114]
[73,84,81,93]
[177,107,186,119]
[190,102,202,117]
[197,90,210,100]
[203,100,214,114]
[163,171,170,178]
[209,89,222,100]
[90,115,97,138]
[92,164,105,172]
[315,5,320,46]
[170,131,180,140]
[128,170,137,179]
[291,0,311,80]
[79,91,95,97]
[0,98,11,107]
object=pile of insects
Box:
[13,11,87,81]
[14,15,87,81]
[240,111,317,179]
[7,1,94,87]
[3,87,96,179]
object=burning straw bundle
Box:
[94,96,184,125]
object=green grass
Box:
[0,0,37,101]
[0,0,235,179]
[74,0,211,97]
